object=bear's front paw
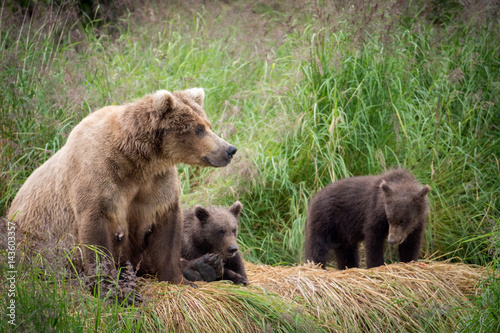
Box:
[119,288,144,305]
[86,260,143,306]
[117,261,143,305]
[232,274,249,286]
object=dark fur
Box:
[305,168,430,269]
[181,201,248,285]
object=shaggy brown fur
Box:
[7,88,237,287]
[181,201,248,285]
[305,168,430,269]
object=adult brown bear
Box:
[7,88,236,292]
[305,168,430,270]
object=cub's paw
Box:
[231,273,249,286]
[182,268,203,282]
[197,253,223,281]
[182,254,224,282]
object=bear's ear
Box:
[185,88,205,107]
[229,201,243,218]
[153,90,176,115]
[380,180,393,196]
[194,205,210,224]
[418,185,430,198]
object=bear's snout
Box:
[387,237,397,245]
[226,146,237,159]
[224,245,238,257]
[200,132,237,167]
[387,225,407,245]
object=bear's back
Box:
[309,175,379,217]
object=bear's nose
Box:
[226,146,237,159]
[227,246,238,254]
[387,238,396,245]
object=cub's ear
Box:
[418,185,431,198]
[229,201,243,218]
[194,205,210,224]
[185,87,205,107]
[153,90,176,114]
[380,180,393,196]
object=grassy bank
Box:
[1,0,499,331]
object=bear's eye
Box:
[232,229,237,234]
[195,125,205,135]
[218,229,225,236]
[399,219,406,225]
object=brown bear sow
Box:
[305,168,430,269]
[181,201,248,285]
[7,88,237,285]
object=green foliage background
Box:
[0,0,499,331]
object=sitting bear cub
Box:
[305,168,430,270]
[181,201,248,285]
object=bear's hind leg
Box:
[334,245,359,270]
[305,227,332,268]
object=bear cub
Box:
[181,201,248,285]
[305,168,430,270]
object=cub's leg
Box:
[334,245,359,270]
[398,225,424,263]
[305,225,332,268]
[223,252,249,285]
[223,269,248,285]
[365,234,385,268]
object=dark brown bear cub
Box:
[181,201,248,285]
[305,168,430,270]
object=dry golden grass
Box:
[138,261,485,332]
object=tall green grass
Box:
[1,0,499,331]
[284,18,499,265]
[234,5,499,266]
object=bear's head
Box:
[122,88,236,168]
[193,201,243,258]
[380,180,430,245]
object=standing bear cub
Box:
[181,201,248,285]
[7,88,237,292]
[305,168,430,270]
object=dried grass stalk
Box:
[139,261,485,332]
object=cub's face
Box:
[154,88,237,167]
[194,201,243,258]
[380,181,430,245]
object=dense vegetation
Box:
[1,0,498,331]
